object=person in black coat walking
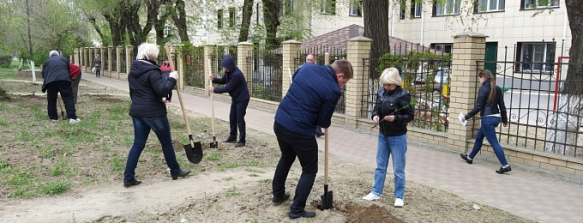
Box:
[208,55,250,148]
[41,50,80,123]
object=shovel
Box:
[57,93,66,120]
[165,46,203,164]
[320,128,333,209]
[208,59,218,148]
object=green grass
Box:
[223,187,240,197]
[0,60,18,79]
[109,154,124,172]
[219,161,265,171]
[41,180,70,195]
[248,173,260,177]
[222,176,234,181]
[50,160,69,176]
[14,130,35,142]
[206,152,222,161]
[0,118,7,127]
[257,179,271,184]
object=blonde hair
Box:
[135,43,159,60]
[380,68,401,86]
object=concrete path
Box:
[82,74,583,223]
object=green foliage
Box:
[41,180,70,195]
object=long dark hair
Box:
[479,69,496,104]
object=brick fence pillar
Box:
[282,40,302,97]
[345,36,372,128]
[237,42,254,96]
[107,46,113,77]
[447,32,488,153]
[204,44,216,95]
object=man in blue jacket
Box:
[41,50,80,123]
[209,55,250,148]
[271,59,353,219]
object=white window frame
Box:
[477,0,505,12]
[228,7,236,28]
[349,0,362,17]
[435,0,460,16]
[519,42,555,73]
[524,0,559,9]
[413,1,422,18]
[321,0,336,15]
[217,9,223,29]
[431,43,453,54]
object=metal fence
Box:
[478,47,582,157]
[247,49,283,102]
[111,48,117,72]
[183,47,205,88]
[361,44,451,133]
[103,50,109,71]
[213,45,237,75]
[120,47,127,73]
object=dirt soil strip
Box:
[0,169,271,223]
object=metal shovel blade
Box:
[209,136,218,148]
[320,185,333,210]
[184,141,203,164]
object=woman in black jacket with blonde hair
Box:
[460,69,511,174]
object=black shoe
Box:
[223,137,236,143]
[123,179,142,188]
[460,154,473,164]
[289,211,316,219]
[496,166,512,174]
[171,170,191,180]
[235,142,245,147]
[272,192,290,205]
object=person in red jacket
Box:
[160,60,173,103]
[69,62,82,104]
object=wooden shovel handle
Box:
[208,59,216,138]
[164,46,193,148]
[324,128,329,185]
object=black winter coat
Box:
[128,60,176,118]
[212,56,250,103]
[41,55,70,92]
[371,86,415,136]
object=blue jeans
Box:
[371,133,407,199]
[124,116,182,182]
[468,116,508,166]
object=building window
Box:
[522,0,559,9]
[433,0,460,16]
[349,0,362,17]
[228,7,236,28]
[430,43,453,54]
[399,0,406,19]
[217,9,223,29]
[411,1,422,18]
[321,0,336,15]
[284,0,294,15]
[517,42,556,73]
[476,0,505,12]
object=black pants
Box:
[46,81,77,120]
[272,121,318,214]
[229,99,249,143]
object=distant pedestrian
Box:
[41,50,80,123]
[362,68,414,208]
[93,54,101,78]
[123,43,190,188]
[68,62,82,104]
[208,55,250,148]
[160,59,173,103]
[272,60,353,219]
[460,69,511,174]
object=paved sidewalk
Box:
[82,74,583,223]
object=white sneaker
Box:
[69,118,81,124]
[51,119,58,123]
[362,193,380,201]
[394,198,404,207]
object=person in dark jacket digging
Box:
[362,68,414,208]
[272,60,353,219]
[208,55,250,148]
[122,43,190,188]
[41,50,80,123]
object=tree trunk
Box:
[171,0,190,43]
[262,0,281,49]
[363,0,390,59]
[238,0,254,43]
[25,0,36,84]
[104,12,122,46]
[544,0,583,155]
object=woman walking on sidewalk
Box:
[460,69,511,174]
[362,68,414,207]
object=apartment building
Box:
[202,0,571,71]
